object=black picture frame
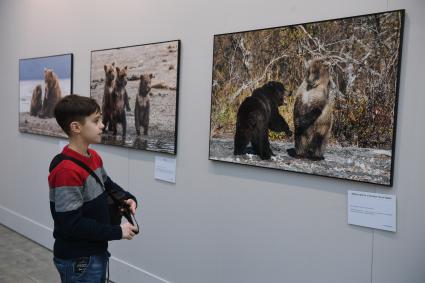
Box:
[90,40,181,155]
[208,10,405,186]
[19,53,73,138]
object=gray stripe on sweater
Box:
[50,168,106,211]
[53,186,84,212]
[82,168,105,202]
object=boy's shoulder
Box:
[48,159,85,187]
[88,148,103,165]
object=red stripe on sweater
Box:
[48,146,103,188]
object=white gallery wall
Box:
[0,0,424,282]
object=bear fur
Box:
[135,73,154,136]
[30,84,42,116]
[39,69,62,118]
[102,62,116,132]
[234,81,292,160]
[287,58,333,160]
[110,66,129,138]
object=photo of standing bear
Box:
[135,73,154,136]
[210,11,403,185]
[39,68,62,118]
[102,62,116,133]
[234,81,292,160]
[287,58,332,161]
[110,65,131,138]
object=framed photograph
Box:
[90,40,180,154]
[208,10,404,186]
[19,53,73,138]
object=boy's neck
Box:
[68,137,91,157]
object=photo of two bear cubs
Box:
[234,58,331,161]
[210,10,403,185]
[29,69,63,119]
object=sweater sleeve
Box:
[101,167,138,206]
[52,169,122,241]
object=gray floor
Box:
[0,224,59,282]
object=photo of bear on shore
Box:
[90,40,180,154]
[209,10,404,186]
[19,54,73,138]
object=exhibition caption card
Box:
[154,156,176,183]
[348,190,396,232]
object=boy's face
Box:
[79,111,104,144]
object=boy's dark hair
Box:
[54,94,101,136]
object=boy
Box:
[48,94,138,282]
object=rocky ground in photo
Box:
[209,138,392,185]
[19,113,67,138]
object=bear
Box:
[234,81,292,160]
[102,62,116,132]
[135,74,154,136]
[39,68,62,118]
[110,66,129,138]
[287,58,333,161]
[30,84,42,116]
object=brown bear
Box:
[234,81,292,160]
[110,66,130,138]
[287,58,333,161]
[39,69,62,118]
[30,84,42,116]
[102,62,116,132]
[135,74,154,135]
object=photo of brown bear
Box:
[102,62,116,133]
[287,58,333,161]
[209,10,404,186]
[39,68,62,119]
[135,74,154,136]
[30,85,42,116]
[110,65,130,138]
[90,40,180,154]
[234,81,292,160]
[19,53,73,138]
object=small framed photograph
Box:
[19,53,73,138]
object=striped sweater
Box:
[49,145,136,259]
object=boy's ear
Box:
[69,121,81,134]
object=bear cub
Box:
[102,62,116,132]
[135,74,154,136]
[110,66,130,138]
[30,84,42,116]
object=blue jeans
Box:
[53,251,110,283]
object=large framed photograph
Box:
[90,40,180,154]
[209,10,404,186]
[19,53,73,138]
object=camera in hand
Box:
[119,202,139,235]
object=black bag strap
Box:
[50,153,119,204]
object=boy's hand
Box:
[121,222,137,240]
[123,199,137,215]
